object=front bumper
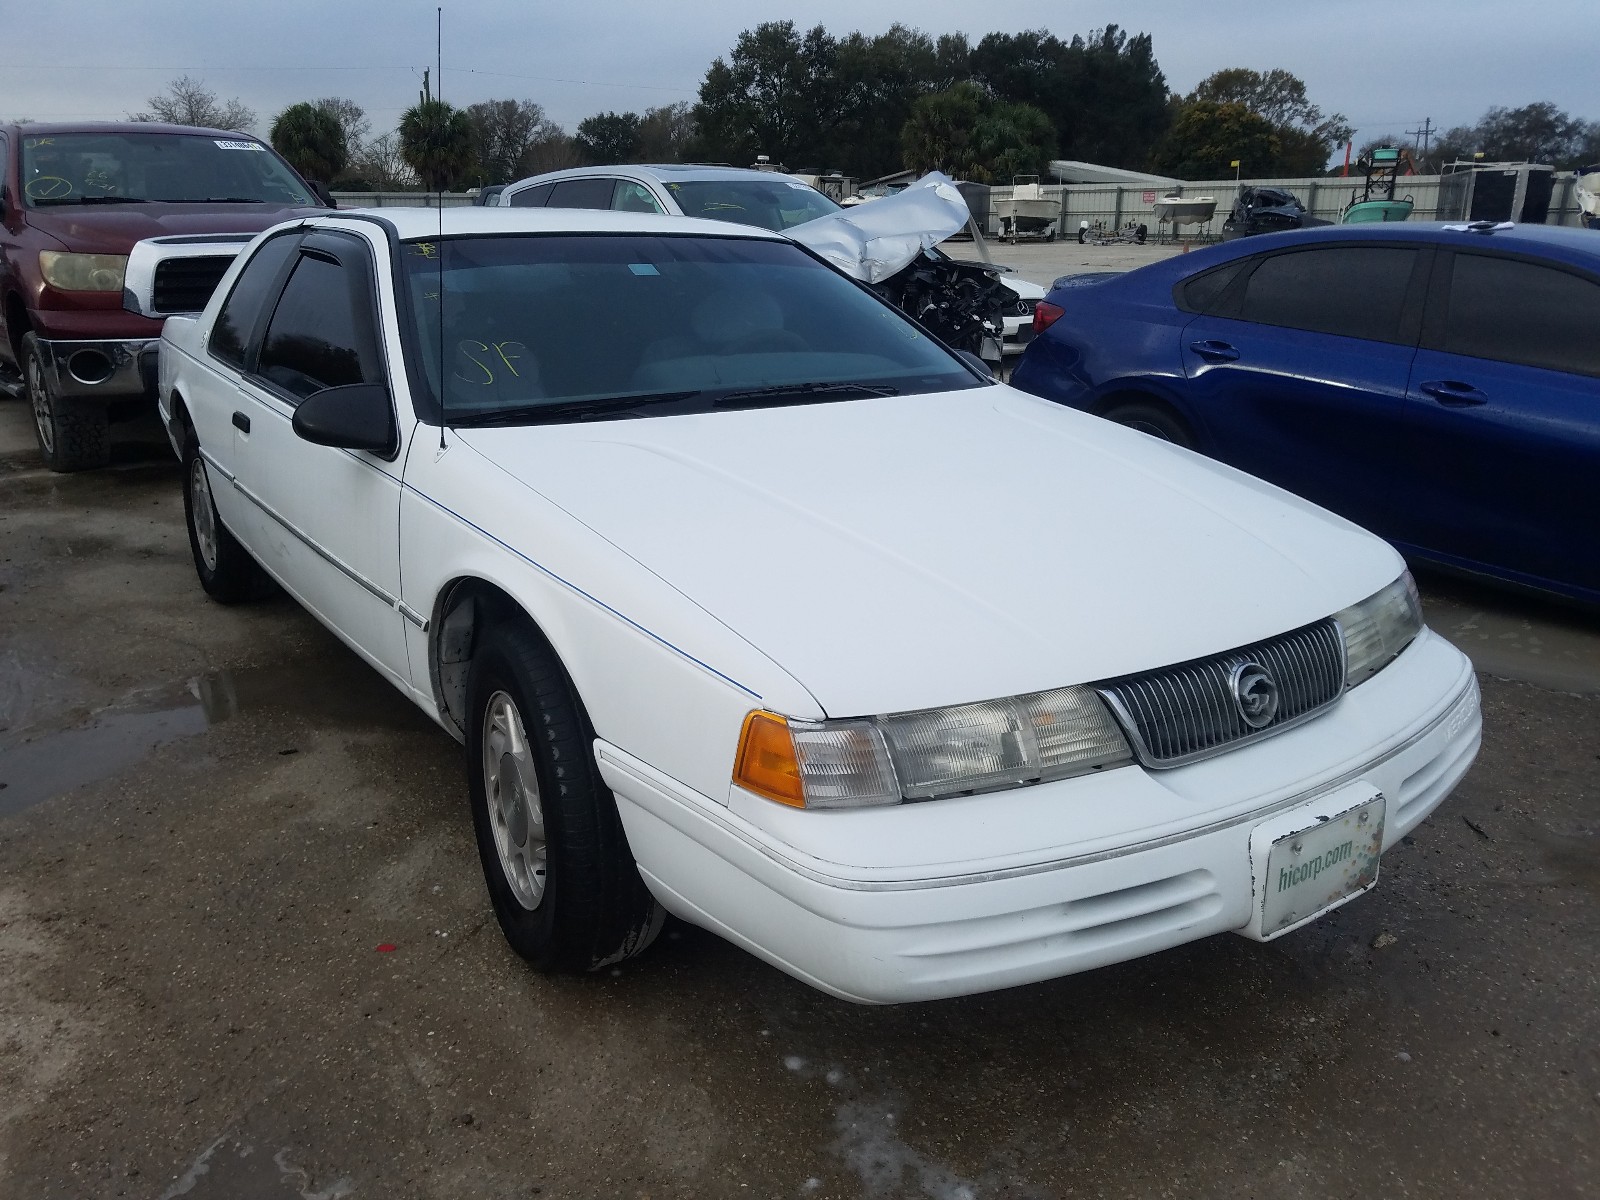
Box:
[599,630,1480,1003]
[34,337,159,403]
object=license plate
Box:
[1253,789,1386,938]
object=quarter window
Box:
[255,252,370,400]
[1443,254,1600,377]
[508,182,553,207]
[546,177,616,210]
[210,233,299,369]
[1238,246,1418,344]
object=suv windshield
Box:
[401,233,979,425]
[20,132,313,206]
[663,180,841,231]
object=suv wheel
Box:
[23,333,110,471]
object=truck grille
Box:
[151,256,234,315]
[1095,618,1345,768]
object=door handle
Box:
[232,411,251,433]
[1188,339,1239,363]
[1418,380,1487,407]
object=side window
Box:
[546,177,615,210]
[612,180,664,214]
[255,252,371,401]
[209,233,300,370]
[508,182,553,208]
[1443,254,1600,377]
[1238,246,1418,344]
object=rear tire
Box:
[467,620,664,973]
[182,430,266,603]
[1101,400,1194,449]
[24,333,110,472]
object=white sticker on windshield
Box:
[628,263,660,276]
[214,139,265,151]
[786,182,812,190]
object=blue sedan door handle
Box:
[1419,380,1488,407]
[1188,339,1239,363]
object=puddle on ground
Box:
[0,655,428,819]
[1418,574,1600,696]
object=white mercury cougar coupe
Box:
[140,207,1480,1003]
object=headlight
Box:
[39,251,128,293]
[1337,572,1423,687]
[733,686,1132,809]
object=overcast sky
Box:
[5,0,1593,154]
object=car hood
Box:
[23,203,322,255]
[457,388,1400,717]
[788,172,972,283]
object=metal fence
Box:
[985,173,1591,239]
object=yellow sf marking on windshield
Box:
[412,242,438,258]
[454,340,527,385]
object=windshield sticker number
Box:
[454,340,526,385]
[214,140,266,151]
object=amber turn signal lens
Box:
[733,710,805,807]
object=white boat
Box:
[1152,195,1217,227]
[1577,166,1600,229]
[993,177,1060,240]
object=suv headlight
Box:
[733,686,1132,809]
[1337,572,1423,688]
[39,251,128,293]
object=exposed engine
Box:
[876,251,1013,359]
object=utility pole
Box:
[1406,117,1435,169]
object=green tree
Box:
[691,21,842,168]
[1152,101,1280,179]
[269,102,347,182]
[399,78,474,191]
[636,102,696,163]
[902,82,1054,182]
[1188,68,1350,174]
[970,27,1168,169]
[1433,103,1595,170]
[575,111,644,165]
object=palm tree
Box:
[400,78,475,193]
[270,102,348,182]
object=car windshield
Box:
[401,233,980,425]
[19,132,313,206]
[663,180,841,231]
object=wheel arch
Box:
[429,575,563,741]
[1088,381,1203,447]
[3,291,30,365]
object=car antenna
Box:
[436,5,447,452]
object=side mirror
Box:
[956,350,995,380]
[306,180,337,208]
[291,383,396,454]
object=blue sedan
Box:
[1011,223,1600,605]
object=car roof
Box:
[503,164,819,191]
[10,121,262,139]
[323,205,791,242]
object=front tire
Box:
[23,333,110,472]
[467,620,663,973]
[1101,400,1194,449]
[182,430,265,603]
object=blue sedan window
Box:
[1444,254,1600,378]
[1239,247,1417,344]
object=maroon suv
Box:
[0,122,327,470]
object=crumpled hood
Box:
[459,388,1400,717]
[788,172,971,283]
[25,203,321,255]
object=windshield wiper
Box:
[447,390,703,427]
[199,197,268,203]
[32,195,148,205]
[713,381,899,408]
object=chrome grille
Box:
[152,256,234,314]
[1095,618,1345,768]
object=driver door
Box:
[231,230,413,685]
